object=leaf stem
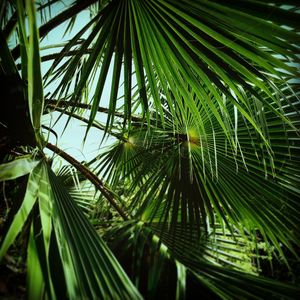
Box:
[46,142,128,220]
[45,99,142,122]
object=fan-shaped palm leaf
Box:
[44,0,299,146]
[0,158,142,299]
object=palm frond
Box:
[92,91,300,260]
[0,159,142,299]
[1,1,299,298]
[104,220,300,299]
[0,160,42,260]
[0,154,40,180]
[43,0,299,145]
[47,164,142,299]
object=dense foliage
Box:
[0,0,300,299]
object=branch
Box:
[45,106,126,141]
[16,49,93,70]
[41,49,93,61]
[45,99,143,122]
[46,142,128,220]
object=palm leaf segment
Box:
[48,2,300,259]
[48,0,299,144]
[0,157,142,299]
[104,220,300,299]
[93,86,300,257]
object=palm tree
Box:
[0,0,299,299]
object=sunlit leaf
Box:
[0,155,40,181]
[0,161,42,260]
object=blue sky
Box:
[39,3,117,166]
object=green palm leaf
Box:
[0,160,42,260]
[0,155,40,181]
[47,164,142,299]
[93,92,299,259]
[0,159,141,299]
[105,220,300,299]
[44,0,299,144]
[1,1,299,299]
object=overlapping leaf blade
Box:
[0,155,40,181]
[0,161,42,260]
[47,165,142,299]
[44,0,299,148]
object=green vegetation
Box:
[0,0,299,299]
